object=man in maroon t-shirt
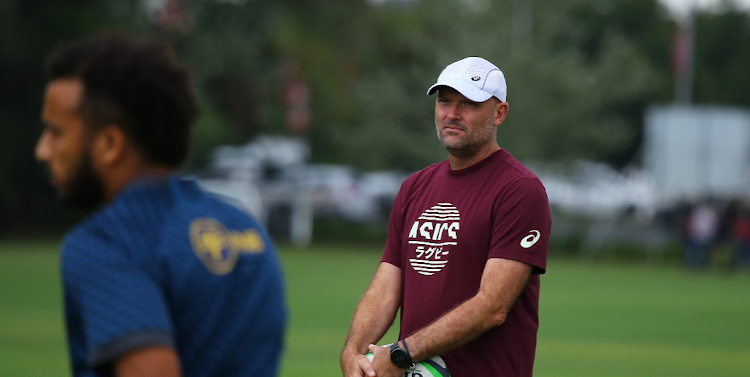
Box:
[341,57,551,377]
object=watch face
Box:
[391,348,409,368]
[392,351,407,365]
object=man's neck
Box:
[102,164,173,203]
[448,143,500,170]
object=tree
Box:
[0,0,145,230]
[2,0,749,232]
[693,5,750,106]
[322,0,669,170]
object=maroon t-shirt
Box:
[381,149,550,377]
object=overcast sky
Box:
[659,0,750,16]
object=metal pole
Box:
[674,11,695,104]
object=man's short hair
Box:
[45,34,199,168]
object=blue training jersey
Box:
[61,176,287,377]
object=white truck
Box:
[644,105,750,205]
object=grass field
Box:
[1,240,749,376]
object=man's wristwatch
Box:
[390,339,413,369]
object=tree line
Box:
[1,0,749,232]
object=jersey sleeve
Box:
[488,177,551,274]
[381,178,413,268]
[62,231,175,370]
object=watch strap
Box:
[401,338,411,358]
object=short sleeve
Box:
[489,177,551,274]
[381,178,413,268]
[62,232,175,369]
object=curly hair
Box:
[45,34,199,168]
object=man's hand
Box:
[340,348,376,377]
[367,344,404,377]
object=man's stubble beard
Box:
[58,149,105,210]
[436,112,496,158]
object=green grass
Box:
[535,262,750,376]
[1,240,749,376]
[0,241,67,376]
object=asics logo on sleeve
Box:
[520,230,541,248]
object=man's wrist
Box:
[400,339,413,361]
[389,339,413,369]
[341,344,362,360]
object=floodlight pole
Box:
[674,11,695,104]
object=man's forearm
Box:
[342,262,402,355]
[343,287,399,354]
[115,346,181,377]
[341,263,402,377]
[404,258,532,362]
[405,291,504,361]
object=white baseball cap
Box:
[427,57,507,102]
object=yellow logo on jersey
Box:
[189,218,265,275]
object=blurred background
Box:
[1,0,750,376]
[5,0,750,261]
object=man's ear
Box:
[493,101,510,127]
[91,124,127,167]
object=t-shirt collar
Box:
[445,149,507,178]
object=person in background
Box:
[731,202,750,270]
[684,200,719,270]
[35,34,286,377]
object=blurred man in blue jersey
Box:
[35,34,287,377]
